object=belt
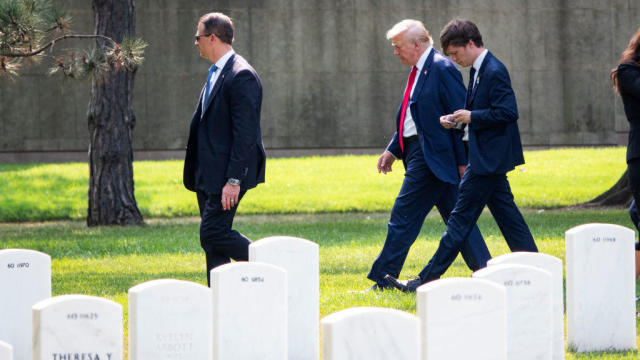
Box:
[403,135,419,147]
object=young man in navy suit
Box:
[365,19,491,292]
[184,12,266,286]
[385,18,538,292]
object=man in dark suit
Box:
[183,12,266,286]
[385,18,538,292]
[365,19,491,292]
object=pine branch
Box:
[0,33,114,57]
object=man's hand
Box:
[440,114,456,129]
[452,109,472,124]
[458,165,467,179]
[221,182,240,211]
[377,151,395,174]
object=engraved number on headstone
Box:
[450,293,483,301]
[6,262,30,269]
[592,236,616,243]
[66,313,99,320]
[503,279,531,286]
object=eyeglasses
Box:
[194,33,212,41]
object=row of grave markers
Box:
[0,224,637,360]
[0,236,319,360]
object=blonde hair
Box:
[386,19,432,45]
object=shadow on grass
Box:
[53,270,207,296]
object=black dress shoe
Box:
[384,274,422,293]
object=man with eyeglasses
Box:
[184,12,266,286]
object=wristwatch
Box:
[227,178,241,186]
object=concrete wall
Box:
[1,0,639,160]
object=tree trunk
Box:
[87,0,143,226]
[580,170,633,208]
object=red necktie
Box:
[398,66,418,153]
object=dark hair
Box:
[199,12,234,45]
[611,27,640,94]
[439,18,483,53]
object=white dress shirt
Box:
[202,49,235,108]
[402,45,433,138]
[471,48,488,89]
[463,48,488,141]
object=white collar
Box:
[472,48,488,72]
[214,49,235,71]
[415,45,433,72]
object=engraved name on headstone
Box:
[250,236,319,360]
[488,252,564,360]
[0,249,51,360]
[129,279,212,360]
[32,295,123,360]
[211,262,287,360]
[321,307,419,360]
[565,223,636,352]
[417,278,507,360]
[474,264,553,360]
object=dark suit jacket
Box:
[466,51,524,175]
[387,49,468,185]
[618,62,640,162]
[184,54,266,195]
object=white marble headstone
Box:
[249,236,319,360]
[565,223,636,352]
[488,252,564,360]
[473,264,553,360]
[0,249,51,360]
[416,278,507,360]
[321,307,419,360]
[32,295,123,360]
[211,262,287,360]
[128,279,213,360]
[0,341,12,360]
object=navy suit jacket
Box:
[184,54,266,195]
[387,49,467,185]
[466,51,524,175]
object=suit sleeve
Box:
[440,64,468,166]
[226,69,262,181]
[470,66,519,130]
[386,132,403,159]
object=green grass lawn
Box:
[2,210,638,359]
[0,147,637,358]
[0,147,627,222]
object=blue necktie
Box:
[203,64,218,105]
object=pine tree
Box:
[0,0,147,225]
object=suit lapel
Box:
[467,51,491,107]
[410,48,435,104]
[201,54,236,118]
[197,85,205,112]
